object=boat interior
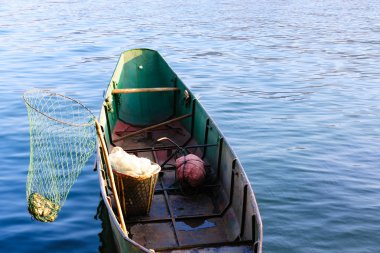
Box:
[98,49,262,252]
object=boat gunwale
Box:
[186,97,263,252]
[97,152,151,252]
[97,48,263,253]
[96,103,263,252]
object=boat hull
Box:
[96,49,263,252]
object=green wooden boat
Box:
[96,49,263,252]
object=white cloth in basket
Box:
[109,147,160,178]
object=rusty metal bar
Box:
[190,99,196,137]
[202,118,210,159]
[126,170,235,224]
[151,149,181,246]
[240,185,248,238]
[112,81,120,120]
[104,105,115,147]
[252,215,257,246]
[221,169,235,216]
[217,137,224,180]
[154,182,220,194]
[172,78,178,116]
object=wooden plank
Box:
[95,120,128,235]
[114,114,192,142]
[112,87,179,94]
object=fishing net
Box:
[23,90,96,222]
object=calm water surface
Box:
[1,1,380,252]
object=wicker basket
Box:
[113,166,160,217]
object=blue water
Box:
[1,0,380,252]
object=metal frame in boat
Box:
[96,48,263,253]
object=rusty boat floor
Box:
[109,120,253,252]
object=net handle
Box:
[95,120,128,235]
[23,89,95,127]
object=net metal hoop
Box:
[23,89,95,127]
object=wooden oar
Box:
[95,120,128,235]
[112,87,179,94]
[114,114,192,142]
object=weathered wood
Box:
[114,114,192,142]
[95,120,128,235]
[112,87,179,94]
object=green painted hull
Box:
[97,49,263,252]
[107,49,176,126]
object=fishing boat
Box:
[96,49,263,252]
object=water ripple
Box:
[1,0,380,253]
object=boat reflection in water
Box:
[95,199,118,253]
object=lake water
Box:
[1,0,380,252]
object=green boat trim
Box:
[96,49,263,252]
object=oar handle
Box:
[95,120,128,235]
